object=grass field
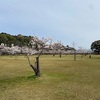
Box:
[0,55,100,100]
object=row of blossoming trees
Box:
[0,36,75,56]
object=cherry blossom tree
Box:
[26,36,51,77]
[51,41,65,57]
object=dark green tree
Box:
[0,32,32,47]
[91,40,100,54]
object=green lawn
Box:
[0,55,100,100]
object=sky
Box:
[0,0,100,49]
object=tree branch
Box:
[25,54,37,72]
[25,54,31,65]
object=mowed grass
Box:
[0,55,100,100]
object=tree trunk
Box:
[29,57,40,77]
[89,54,91,58]
[35,57,40,77]
[59,52,61,58]
[74,50,76,61]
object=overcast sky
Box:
[0,0,100,49]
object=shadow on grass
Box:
[91,57,100,59]
[0,75,37,86]
[27,75,37,80]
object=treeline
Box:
[0,32,32,47]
